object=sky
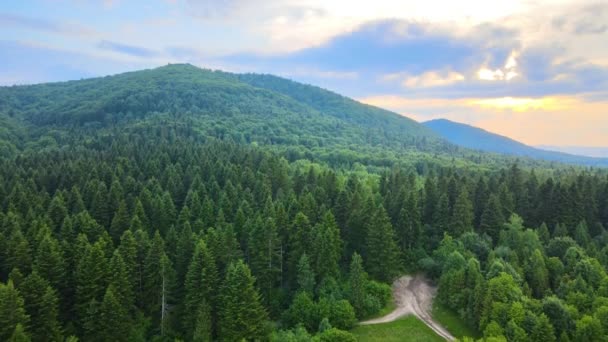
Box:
[1,0,607,148]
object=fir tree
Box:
[184,239,219,339]
[296,254,315,295]
[312,212,341,281]
[451,188,474,237]
[348,253,368,318]
[479,194,506,243]
[0,280,30,341]
[365,206,400,282]
[219,260,268,341]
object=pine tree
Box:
[20,272,62,341]
[34,234,66,293]
[108,250,135,313]
[193,302,213,342]
[433,194,450,238]
[75,241,108,331]
[288,212,312,285]
[526,249,549,298]
[395,192,422,251]
[296,254,315,294]
[8,324,30,342]
[479,194,505,243]
[6,229,32,275]
[538,223,551,244]
[47,193,68,232]
[143,231,175,335]
[451,188,474,237]
[0,280,30,341]
[311,212,341,281]
[423,175,439,224]
[110,200,130,243]
[219,260,268,341]
[175,221,195,285]
[184,239,219,339]
[99,286,130,342]
[365,206,400,282]
[118,230,138,292]
[348,253,368,318]
[248,217,281,307]
[531,313,556,342]
[91,182,111,228]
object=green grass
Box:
[351,316,445,342]
[431,303,480,339]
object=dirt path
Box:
[360,275,455,341]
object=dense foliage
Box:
[0,65,607,341]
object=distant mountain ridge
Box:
[423,119,608,167]
[537,145,608,158]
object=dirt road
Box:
[360,275,455,341]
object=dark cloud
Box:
[225,20,518,74]
[98,40,159,58]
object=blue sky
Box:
[1,0,607,147]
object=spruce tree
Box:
[99,286,130,342]
[184,239,219,339]
[218,260,268,341]
[110,200,130,243]
[296,254,315,294]
[248,217,281,307]
[108,250,135,313]
[75,241,108,331]
[348,253,368,318]
[365,206,400,282]
[34,234,66,293]
[479,194,505,243]
[20,272,62,341]
[0,280,30,341]
[311,212,341,281]
[9,324,31,342]
[143,231,175,334]
[451,188,474,237]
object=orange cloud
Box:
[359,94,608,147]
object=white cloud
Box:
[403,71,465,88]
[477,51,520,81]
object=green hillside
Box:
[0,64,447,161]
[1,65,608,342]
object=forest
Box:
[1,65,608,341]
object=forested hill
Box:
[424,119,608,167]
[1,64,608,342]
[0,64,453,163]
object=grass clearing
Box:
[431,302,480,339]
[351,316,445,342]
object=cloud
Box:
[98,40,160,58]
[185,0,244,19]
[402,71,465,88]
[0,12,97,37]
[226,20,517,74]
[552,3,608,35]
[0,40,155,85]
[359,94,608,147]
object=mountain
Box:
[537,145,608,158]
[423,118,608,167]
[0,64,456,166]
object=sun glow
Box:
[467,96,565,111]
